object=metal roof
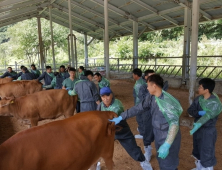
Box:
[0,0,222,40]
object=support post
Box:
[37,17,45,72]
[68,0,75,67]
[133,21,138,69]
[49,5,56,72]
[182,7,191,82]
[84,33,88,67]
[104,0,110,79]
[67,37,71,65]
[189,0,199,105]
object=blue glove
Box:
[68,90,73,96]
[66,87,71,91]
[109,116,122,125]
[190,123,202,135]
[157,142,171,159]
[198,110,206,116]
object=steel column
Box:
[104,0,110,78]
[37,17,45,72]
[84,33,89,67]
[68,0,75,67]
[189,0,200,105]
[67,37,71,65]
[182,7,191,81]
[133,21,138,69]
[49,5,56,72]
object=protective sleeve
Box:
[195,95,222,126]
[0,72,9,78]
[121,94,152,120]
[155,91,183,145]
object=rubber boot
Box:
[191,160,201,170]
[140,160,153,170]
[144,145,152,162]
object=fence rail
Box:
[1,56,222,80]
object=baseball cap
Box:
[100,87,112,96]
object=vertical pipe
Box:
[84,33,88,67]
[189,0,199,105]
[68,0,75,67]
[74,35,78,69]
[133,21,138,69]
[49,5,56,72]
[67,36,71,65]
[182,7,191,81]
[104,0,110,79]
[37,17,45,72]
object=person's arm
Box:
[187,97,200,118]
[0,72,9,78]
[97,103,102,111]
[37,72,45,81]
[121,94,152,120]
[91,82,101,103]
[138,84,149,102]
[50,77,56,88]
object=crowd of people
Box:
[0,64,221,170]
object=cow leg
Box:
[103,156,114,170]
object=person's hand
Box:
[190,123,202,135]
[198,110,206,116]
[157,142,171,159]
[109,116,122,125]
[96,100,101,105]
[66,87,71,91]
[68,90,74,96]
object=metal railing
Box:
[1,56,222,80]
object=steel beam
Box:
[87,37,95,46]
[104,0,110,79]
[39,0,57,15]
[37,17,45,72]
[189,0,199,105]
[68,0,75,68]
[0,0,29,7]
[49,5,56,72]
[84,33,88,67]
[0,2,48,21]
[133,21,138,69]
[71,0,133,33]
[182,7,191,81]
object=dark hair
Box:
[147,74,164,88]
[46,66,51,70]
[84,70,93,77]
[60,65,65,69]
[22,67,28,71]
[69,67,76,72]
[133,68,142,77]
[7,67,12,69]
[31,64,35,67]
[199,78,215,93]
[94,72,101,77]
[144,69,155,76]
[79,66,84,70]
[20,65,25,70]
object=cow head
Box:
[0,98,15,116]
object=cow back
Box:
[0,77,13,84]
[0,111,116,170]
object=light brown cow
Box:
[0,89,78,127]
[0,77,13,84]
[0,111,117,170]
[0,80,42,98]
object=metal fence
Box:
[1,56,222,80]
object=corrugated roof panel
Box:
[144,0,178,11]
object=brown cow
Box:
[0,77,13,84]
[0,80,42,98]
[0,89,78,127]
[0,111,117,170]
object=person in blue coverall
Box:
[188,78,222,170]
[109,74,182,170]
[0,67,17,79]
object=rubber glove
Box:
[190,123,201,135]
[68,90,74,96]
[157,142,171,159]
[198,110,206,116]
[109,116,122,125]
